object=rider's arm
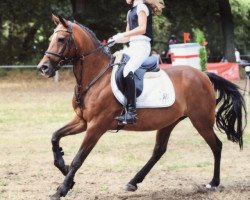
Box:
[114,9,147,44]
[116,23,130,43]
[123,10,147,38]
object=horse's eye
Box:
[58,37,65,43]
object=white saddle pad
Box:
[111,66,175,108]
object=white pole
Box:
[244,66,250,112]
[54,71,59,82]
[247,78,249,113]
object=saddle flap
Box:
[111,66,176,108]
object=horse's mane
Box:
[74,21,112,58]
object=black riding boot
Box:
[116,72,137,124]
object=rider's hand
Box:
[112,33,124,43]
[107,38,116,47]
[107,33,125,47]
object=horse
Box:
[37,15,247,200]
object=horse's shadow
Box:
[102,183,250,200]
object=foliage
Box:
[230,0,250,55]
[165,0,223,62]
[193,28,207,71]
[152,15,171,52]
[0,0,249,64]
[0,0,72,65]
[72,0,127,42]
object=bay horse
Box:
[37,15,247,200]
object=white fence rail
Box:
[0,65,72,82]
[0,65,37,69]
[0,65,72,69]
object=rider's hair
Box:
[145,0,165,15]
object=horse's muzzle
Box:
[38,64,56,78]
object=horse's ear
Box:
[52,14,60,26]
[58,15,69,28]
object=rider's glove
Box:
[107,33,125,47]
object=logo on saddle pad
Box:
[111,54,175,108]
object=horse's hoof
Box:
[205,184,217,190]
[206,178,220,190]
[125,183,137,192]
[49,194,60,200]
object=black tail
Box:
[206,72,247,149]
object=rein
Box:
[74,61,116,106]
[45,21,115,107]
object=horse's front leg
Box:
[52,116,86,176]
[50,125,105,200]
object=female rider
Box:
[110,0,165,124]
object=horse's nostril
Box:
[40,65,49,73]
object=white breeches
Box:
[122,40,151,77]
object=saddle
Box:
[115,54,160,97]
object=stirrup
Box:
[115,109,137,125]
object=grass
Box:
[0,70,249,200]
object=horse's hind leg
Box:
[126,121,179,191]
[52,116,86,176]
[189,112,222,188]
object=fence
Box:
[0,65,72,82]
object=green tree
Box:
[70,0,127,41]
[0,0,72,65]
[218,0,235,61]
[165,0,237,62]
[230,0,250,55]
[0,0,249,65]
[193,28,207,71]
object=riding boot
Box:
[116,71,137,124]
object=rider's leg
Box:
[116,71,137,124]
[116,40,151,124]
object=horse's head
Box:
[38,15,77,77]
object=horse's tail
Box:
[206,72,247,149]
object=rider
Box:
[109,0,165,124]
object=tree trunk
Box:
[217,0,235,62]
[18,23,40,62]
[71,0,87,22]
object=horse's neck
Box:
[73,25,112,93]
[74,53,111,90]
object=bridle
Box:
[45,22,82,69]
[45,21,114,68]
[44,21,116,107]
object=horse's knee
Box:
[51,131,61,146]
[54,159,63,168]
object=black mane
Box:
[73,20,112,58]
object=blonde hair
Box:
[145,0,165,15]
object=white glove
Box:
[112,33,124,43]
[108,33,125,46]
[107,33,125,47]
